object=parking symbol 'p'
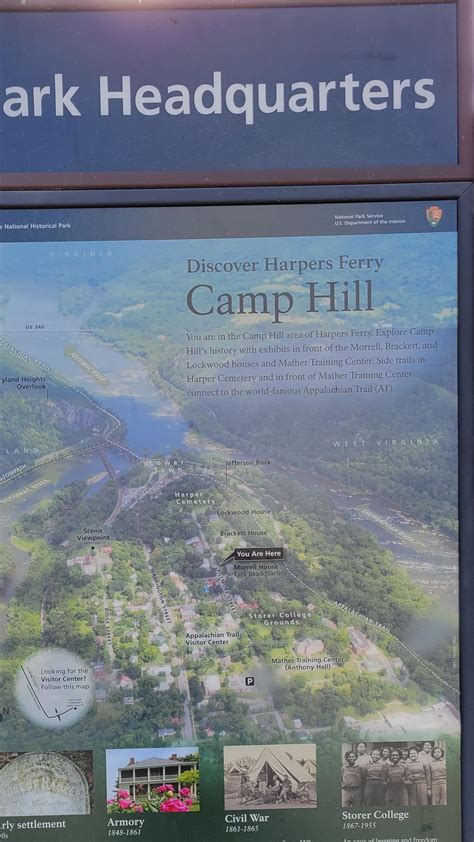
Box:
[245,676,255,686]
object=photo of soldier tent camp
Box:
[341,741,447,808]
[224,744,316,810]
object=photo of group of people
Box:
[341,741,447,808]
[224,744,317,810]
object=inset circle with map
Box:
[15,648,94,730]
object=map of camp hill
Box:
[0,221,460,765]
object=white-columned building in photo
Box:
[118,754,198,798]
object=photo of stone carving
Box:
[0,751,93,816]
[224,744,317,810]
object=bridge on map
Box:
[99,446,125,527]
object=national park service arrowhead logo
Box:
[426,205,443,227]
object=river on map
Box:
[0,279,189,621]
[0,279,458,621]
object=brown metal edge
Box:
[0,0,457,10]
[0,162,472,191]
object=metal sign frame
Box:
[0,0,471,188]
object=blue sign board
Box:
[0,5,460,184]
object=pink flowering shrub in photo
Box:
[107,785,198,813]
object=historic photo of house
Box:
[106,747,200,813]
[0,751,93,816]
[341,740,447,808]
[224,744,317,810]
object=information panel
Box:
[0,201,461,842]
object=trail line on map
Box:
[282,562,459,696]
[188,466,460,697]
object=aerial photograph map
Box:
[0,201,460,842]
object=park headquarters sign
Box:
[0,1,471,187]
